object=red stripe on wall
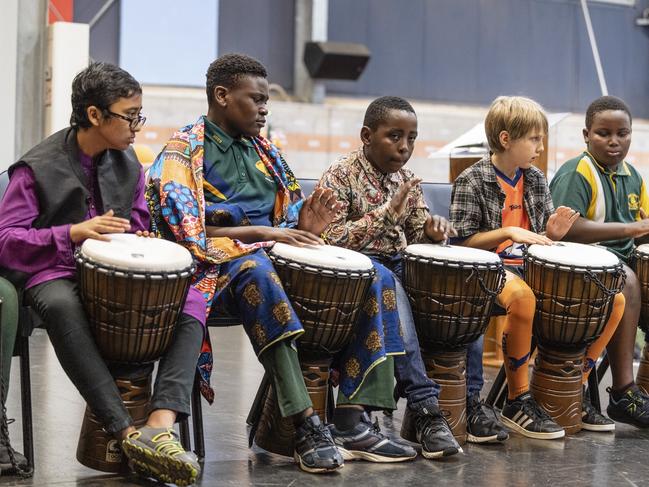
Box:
[48,0,74,24]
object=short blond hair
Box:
[485,96,548,152]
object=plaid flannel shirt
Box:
[450,155,554,246]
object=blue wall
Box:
[326,0,649,117]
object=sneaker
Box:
[466,394,509,443]
[330,412,417,463]
[122,427,201,486]
[412,405,461,459]
[500,393,565,440]
[293,414,343,474]
[582,388,615,432]
[606,385,649,428]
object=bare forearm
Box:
[564,218,630,244]
[206,225,267,243]
[460,229,510,251]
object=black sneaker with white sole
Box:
[294,414,343,474]
[466,394,509,443]
[500,393,565,440]
[330,412,417,463]
[582,388,615,432]
[412,405,461,458]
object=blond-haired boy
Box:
[450,96,623,437]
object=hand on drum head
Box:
[424,214,458,243]
[135,230,156,238]
[505,226,554,245]
[297,187,344,236]
[627,210,649,238]
[390,178,422,218]
[264,227,323,247]
[70,210,131,244]
[545,206,580,241]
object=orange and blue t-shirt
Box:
[494,166,530,265]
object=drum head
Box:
[404,244,500,264]
[269,243,373,271]
[79,233,193,272]
[636,243,649,257]
[527,242,619,268]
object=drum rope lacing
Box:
[582,267,626,296]
[467,264,506,298]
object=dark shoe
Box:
[466,394,509,443]
[607,385,649,428]
[330,412,417,463]
[0,443,29,475]
[122,427,201,486]
[294,414,343,474]
[412,405,461,459]
[582,388,614,432]
[500,393,565,440]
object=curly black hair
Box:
[585,95,632,129]
[363,96,416,130]
[70,62,141,129]
[205,53,267,106]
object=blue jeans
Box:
[378,256,485,410]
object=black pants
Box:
[27,278,203,433]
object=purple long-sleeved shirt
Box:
[0,153,206,325]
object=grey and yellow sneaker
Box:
[330,412,417,463]
[607,385,649,429]
[122,427,200,486]
[293,414,343,474]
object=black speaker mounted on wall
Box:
[303,41,371,80]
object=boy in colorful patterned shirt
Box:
[451,96,624,437]
[550,95,649,428]
[318,96,508,456]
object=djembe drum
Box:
[632,244,649,394]
[401,244,505,445]
[254,243,375,456]
[75,234,194,472]
[526,242,624,434]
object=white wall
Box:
[0,0,19,170]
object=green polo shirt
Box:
[203,117,276,226]
[550,151,649,261]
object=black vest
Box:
[9,127,140,228]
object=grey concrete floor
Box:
[2,326,649,487]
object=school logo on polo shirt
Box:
[629,193,640,211]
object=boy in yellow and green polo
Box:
[551,95,649,429]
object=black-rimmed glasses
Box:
[106,110,147,130]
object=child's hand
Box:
[506,227,554,245]
[69,210,131,243]
[298,187,344,237]
[545,206,579,241]
[389,178,422,218]
[136,230,156,238]
[424,214,458,243]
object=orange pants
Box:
[499,272,624,399]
